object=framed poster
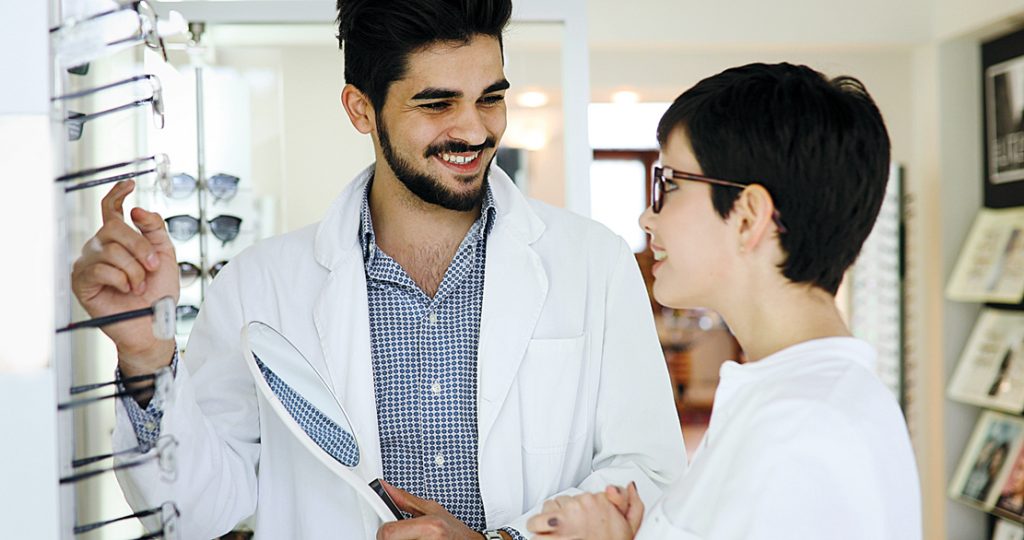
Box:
[950,410,1024,509]
[949,309,1024,413]
[984,28,1024,208]
[946,208,1024,303]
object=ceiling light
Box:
[611,90,640,105]
[515,90,549,108]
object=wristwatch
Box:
[480,530,503,540]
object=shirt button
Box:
[144,422,157,431]
[428,312,438,324]
[434,453,445,467]
[430,381,442,395]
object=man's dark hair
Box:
[336,0,513,112]
[657,62,891,295]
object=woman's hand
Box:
[526,482,644,540]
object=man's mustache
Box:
[424,138,497,158]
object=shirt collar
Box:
[359,177,498,266]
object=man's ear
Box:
[733,184,778,252]
[341,84,375,135]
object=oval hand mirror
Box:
[241,321,403,523]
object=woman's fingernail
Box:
[137,280,147,294]
[147,253,159,269]
[548,518,559,527]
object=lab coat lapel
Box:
[477,169,548,447]
[312,166,383,479]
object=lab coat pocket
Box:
[519,334,587,453]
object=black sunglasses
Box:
[178,260,229,287]
[165,215,243,245]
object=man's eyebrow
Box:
[410,79,510,101]
[483,79,511,94]
[411,88,461,100]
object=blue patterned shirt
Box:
[361,180,507,533]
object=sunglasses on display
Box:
[51,0,168,69]
[64,91,165,142]
[178,260,229,287]
[165,215,243,245]
[56,153,169,193]
[60,435,177,484]
[161,172,241,202]
[176,304,199,321]
[650,165,788,233]
[74,502,180,540]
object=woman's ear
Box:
[733,184,778,253]
[341,84,375,135]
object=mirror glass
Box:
[244,321,360,467]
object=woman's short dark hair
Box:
[657,62,891,295]
[336,0,513,112]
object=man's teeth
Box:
[653,250,668,262]
[441,152,480,165]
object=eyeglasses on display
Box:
[178,260,229,287]
[56,154,169,193]
[159,172,240,202]
[72,434,173,468]
[650,165,788,233]
[60,435,177,484]
[165,215,243,245]
[51,0,168,69]
[74,501,179,539]
[53,73,162,104]
[64,91,164,142]
[56,296,176,339]
[59,366,173,412]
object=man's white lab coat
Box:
[113,165,685,539]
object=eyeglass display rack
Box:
[47,0,187,538]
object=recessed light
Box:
[515,90,549,108]
[611,90,640,105]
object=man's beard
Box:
[378,116,496,212]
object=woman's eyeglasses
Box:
[160,172,241,202]
[56,154,169,193]
[178,260,229,287]
[650,165,787,233]
[165,215,243,245]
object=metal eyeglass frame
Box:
[74,501,180,538]
[63,87,165,141]
[50,0,168,63]
[55,153,169,193]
